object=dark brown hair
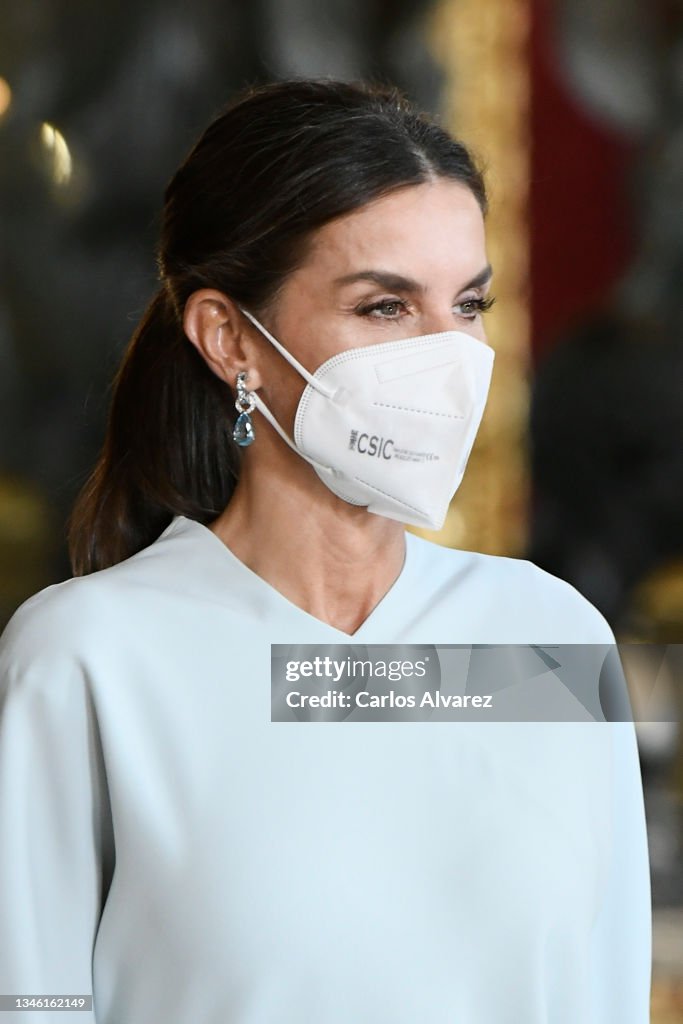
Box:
[68,78,487,575]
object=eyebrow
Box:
[333,264,493,294]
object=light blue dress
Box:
[0,515,652,1022]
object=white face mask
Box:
[239,307,495,531]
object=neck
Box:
[208,446,407,635]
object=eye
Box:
[357,298,409,319]
[454,295,497,320]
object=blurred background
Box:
[0,0,681,1016]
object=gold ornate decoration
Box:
[410,0,532,556]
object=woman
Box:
[0,80,651,1022]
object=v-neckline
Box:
[171,514,414,640]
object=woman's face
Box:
[251,178,492,422]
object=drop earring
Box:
[232,370,256,447]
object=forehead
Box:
[304,179,487,282]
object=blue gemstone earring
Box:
[231,370,256,447]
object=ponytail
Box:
[68,288,240,575]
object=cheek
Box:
[282,312,367,376]
[459,320,489,345]
[255,316,333,434]
[256,344,306,434]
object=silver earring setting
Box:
[232,370,256,447]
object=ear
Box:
[183,289,264,389]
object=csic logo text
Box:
[348,429,394,459]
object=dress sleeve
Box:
[588,717,652,1023]
[0,597,114,1023]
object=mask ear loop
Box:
[238,307,336,399]
[237,306,338,476]
[250,391,340,479]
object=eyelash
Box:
[357,296,497,321]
